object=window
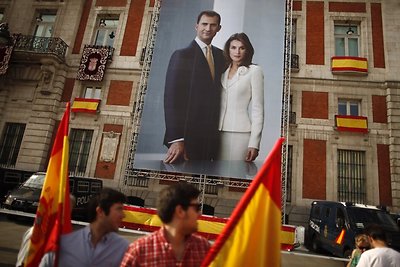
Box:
[334,24,359,56]
[338,99,360,116]
[84,86,101,99]
[0,9,4,22]
[69,129,93,176]
[69,179,75,193]
[140,11,154,62]
[77,181,89,193]
[337,149,366,203]
[325,207,331,218]
[291,19,297,55]
[34,12,56,38]
[0,123,26,167]
[91,181,102,193]
[94,17,118,47]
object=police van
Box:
[2,172,102,221]
[306,201,400,258]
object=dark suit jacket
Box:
[164,40,225,160]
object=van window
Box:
[77,181,89,193]
[91,182,101,193]
[347,207,399,231]
[312,206,321,218]
[23,174,45,189]
[325,207,331,218]
[69,179,74,192]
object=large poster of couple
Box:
[134,0,285,179]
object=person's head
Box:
[354,234,370,252]
[157,182,202,234]
[224,32,254,67]
[364,224,387,247]
[87,188,126,232]
[195,10,221,45]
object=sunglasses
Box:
[188,203,202,212]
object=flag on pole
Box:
[25,103,72,267]
[202,137,284,267]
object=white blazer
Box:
[219,64,264,149]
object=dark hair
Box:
[87,187,126,223]
[197,10,221,25]
[223,32,254,67]
[364,224,387,243]
[157,182,200,224]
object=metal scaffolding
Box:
[280,0,293,224]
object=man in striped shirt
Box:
[120,182,210,267]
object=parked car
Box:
[0,167,34,205]
[306,201,400,258]
[2,172,103,221]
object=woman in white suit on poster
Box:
[218,33,264,162]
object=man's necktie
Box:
[206,45,215,80]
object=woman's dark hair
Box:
[223,32,254,67]
[157,182,200,224]
[87,187,126,223]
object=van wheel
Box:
[311,236,321,253]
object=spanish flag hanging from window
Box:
[25,103,72,267]
[202,138,284,267]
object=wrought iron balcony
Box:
[291,54,299,71]
[13,34,68,62]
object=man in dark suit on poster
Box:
[163,10,225,164]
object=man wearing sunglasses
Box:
[120,182,209,267]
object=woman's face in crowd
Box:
[229,39,246,65]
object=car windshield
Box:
[22,174,45,189]
[347,207,399,232]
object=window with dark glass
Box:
[337,149,366,203]
[0,123,26,167]
[69,129,93,176]
[338,99,360,116]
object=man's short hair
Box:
[364,224,387,243]
[157,182,200,224]
[197,10,221,25]
[87,187,126,222]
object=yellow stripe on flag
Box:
[332,58,367,70]
[71,100,99,111]
[336,117,367,129]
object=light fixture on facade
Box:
[36,15,43,23]
[109,31,115,39]
[99,19,106,27]
[346,22,354,35]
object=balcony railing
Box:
[13,34,68,61]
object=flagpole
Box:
[199,174,206,212]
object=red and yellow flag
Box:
[25,103,72,267]
[202,138,284,267]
